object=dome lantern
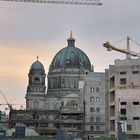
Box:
[67,31,75,47]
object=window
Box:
[96,97,100,102]
[133,102,139,105]
[120,78,127,85]
[90,107,95,112]
[96,107,100,113]
[96,117,100,122]
[90,87,94,93]
[90,97,94,102]
[96,126,100,131]
[33,101,39,110]
[120,71,126,75]
[34,77,40,84]
[61,101,64,106]
[127,125,132,131]
[132,71,139,74]
[120,117,127,120]
[133,117,139,120]
[96,87,100,92]
[110,76,115,88]
[90,117,94,122]
[90,126,94,131]
[120,109,126,115]
[121,102,127,105]
[74,78,77,88]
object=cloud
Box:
[0,0,140,110]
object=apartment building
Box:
[108,58,140,139]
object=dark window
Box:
[120,117,127,120]
[132,71,139,74]
[127,125,132,131]
[120,109,126,115]
[90,107,95,112]
[74,78,77,88]
[133,102,139,105]
[110,76,115,88]
[96,107,100,112]
[90,126,94,131]
[96,126,100,131]
[90,117,94,122]
[90,97,94,102]
[120,71,126,75]
[96,87,100,92]
[96,117,100,122]
[121,102,127,105]
[61,101,64,106]
[133,117,139,120]
[34,77,40,84]
[120,78,127,85]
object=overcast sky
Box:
[0,0,140,111]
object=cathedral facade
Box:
[24,33,106,137]
[9,33,140,139]
[26,32,92,112]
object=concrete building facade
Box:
[82,71,107,138]
[108,58,140,139]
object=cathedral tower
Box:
[26,57,46,110]
[27,57,46,93]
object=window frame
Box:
[96,97,100,102]
[90,97,94,102]
[120,71,126,75]
[90,107,95,112]
[120,78,127,85]
[132,71,139,74]
[90,87,94,93]
[120,108,126,115]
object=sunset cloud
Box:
[0,0,140,112]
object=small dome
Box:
[31,61,44,70]
[30,57,45,72]
[50,33,91,71]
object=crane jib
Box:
[0,0,103,5]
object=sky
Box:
[0,0,140,112]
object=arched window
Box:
[34,77,40,84]
[33,100,39,110]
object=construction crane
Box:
[103,36,140,59]
[0,89,12,111]
[0,0,102,6]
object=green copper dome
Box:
[50,33,91,71]
[30,57,45,73]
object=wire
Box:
[113,37,126,46]
[129,37,140,47]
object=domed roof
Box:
[30,57,45,72]
[50,32,91,71]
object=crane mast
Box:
[0,0,102,5]
[103,36,140,58]
[0,89,12,111]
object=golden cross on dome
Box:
[37,56,39,61]
[70,30,73,39]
